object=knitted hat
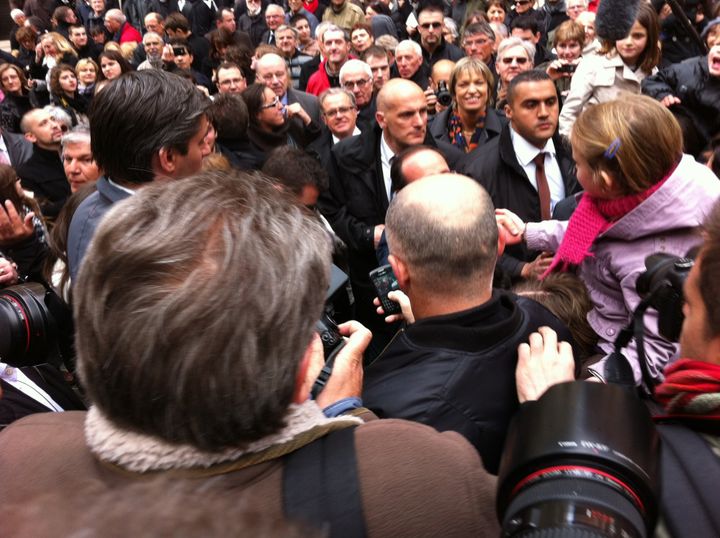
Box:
[701,17,720,42]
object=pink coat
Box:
[526,155,720,384]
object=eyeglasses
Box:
[261,96,281,109]
[501,56,529,65]
[515,0,532,5]
[343,78,369,89]
[419,22,443,30]
[323,106,355,117]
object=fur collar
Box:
[85,401,362,473]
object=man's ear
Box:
[388,253,409,289]
[154,146,177,177]
[504,102,513,120]
[24,132,37,144]
[375,110,386,130]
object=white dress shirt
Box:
[509,126,566,212]
[379,132,395,202]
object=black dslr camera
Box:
[435,80,453,108]
[0,281,74,370]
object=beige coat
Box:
[559,53,657,137]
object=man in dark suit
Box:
[460,70,579,281]
[318,78,427,354]
[255,52,321,124]
[0,128,32,168]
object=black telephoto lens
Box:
[497,382,660,537]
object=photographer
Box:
[514,199,720,536]
[428,57,507,168]
[0,170,500,536]
[544,20,585,100]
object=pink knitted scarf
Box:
[542,162,678,278]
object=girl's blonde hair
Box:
[41,31,78,59]
[570,93,683,196]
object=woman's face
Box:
[616,20,648,67]
[487,4,506,23]
[101,57,122,80]
[42,38,58,57]
[454,68,488,115]
[365,6,376,22]
[257,87,285,130]
[556,39,582,61]
[351,29,372,52]
[77,64,97,85]
[59,69,77,94]
[1,68,22,94]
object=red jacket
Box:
[118,22,142,44]
[306,59,332,96]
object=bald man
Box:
[318,78,432,357]
[362,174,573,474]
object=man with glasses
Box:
[461,22,497,79]
[362,45,391,91]
[310,88,360,167]
[416,0,464,66]
[339,59,376,131]
[495,36,534,107]
[215,62,246,94]
[255,52,321,124]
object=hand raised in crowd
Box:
[495,208,525,246]
[161,44,175,63]
[660,95,681,108]
[546,59,578,81]
[285,103,312,126]
[516,326,575,403]
[0,257,19,287]
[521,252,554,280]
[34,42,44,62]
[374,289,415,324]
[373,224,385,249]
[307,320,372,409]
[0,200,35,246]
[424,85,438,114]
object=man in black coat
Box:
[362,173,574,474]
[16,109,69,220]
[318,78,428,355]
[642,49,720,157]
[460,71,579,280]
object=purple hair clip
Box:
[604,137,621,159]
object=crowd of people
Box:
[0,0,719,535]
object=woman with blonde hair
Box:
[75,58,99,96]
[30,32,78,82]
[429,56,506,166]
[499,94,720,388]
[559,2,660,137]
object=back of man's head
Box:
[210,93,249,140]
[75,170,332,450]
[385,174,497,295]
[89,70,209,184]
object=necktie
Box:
[533,152,551,221]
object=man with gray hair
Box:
[137,31,164,69]
[276,25,313,89]
[61,128,101,193]
[339,58,375,130]
[0,170,500,535]
[262,3,285,45]
[310,88,359,167]
[461,22,497,75]
[103,8,141,43]
[362,173,573,474]
[394,40,431,90]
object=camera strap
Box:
[658,424,720,537]
[283,426,367,538]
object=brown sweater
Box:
[0,411,500,536]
